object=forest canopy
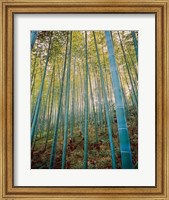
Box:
[31,30,138,169]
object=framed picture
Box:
[0,0,168,199]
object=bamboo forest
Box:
[31,31,138,169]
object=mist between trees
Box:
[31,30,138,169]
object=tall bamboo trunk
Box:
[61,31,72,169]
[93,31,116,169]
[105,31,133,169]
[31,33,52,144]
[49,33,69,169]
[31,31,38,50]
[83,31,89,169]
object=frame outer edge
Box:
[162,1,167,199]
[0,0,3,199]
[167,0,169,199]
[1,0,7,199]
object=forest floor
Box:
[31,111,138,169]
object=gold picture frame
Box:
[0,0,168,199]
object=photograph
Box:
[31,30,138,169]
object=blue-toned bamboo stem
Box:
[105,31,133,169]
